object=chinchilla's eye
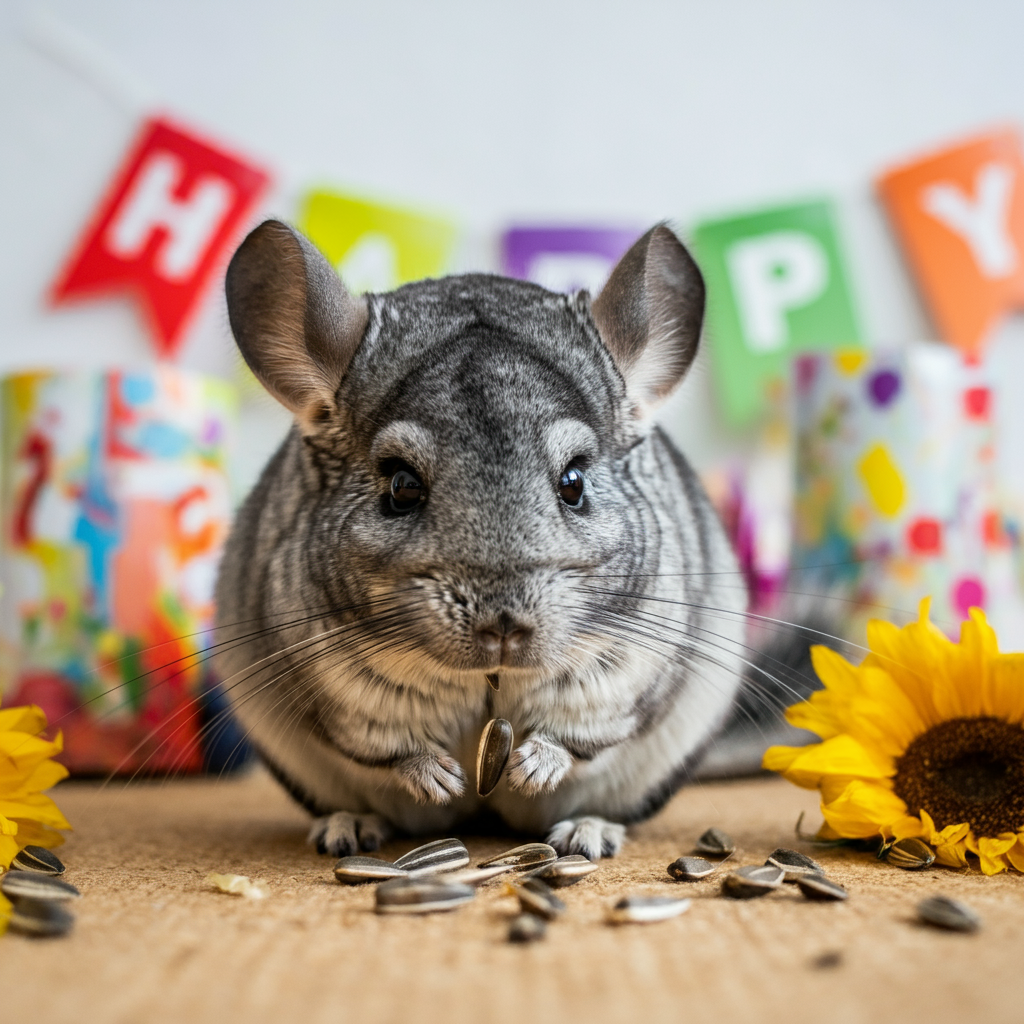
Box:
[559,465,584,507]
[389,466,426,513]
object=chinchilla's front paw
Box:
[395,750,467,804]
[307,812,394,857]
[506,735,572,794]
[546,816,626,861]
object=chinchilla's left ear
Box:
[590,224,704,412]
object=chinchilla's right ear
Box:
[225,219,368,430]
[590,223,704,417]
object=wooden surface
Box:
[4,768,1022,1024]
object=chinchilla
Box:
[214,219,764,861]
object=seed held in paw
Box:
[476,718,513,797]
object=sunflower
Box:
[764,599,1024,875]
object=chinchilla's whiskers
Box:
[42,591,417,747]
[577,581,862,655]
[185,599,438,777]
[105,592,425,786]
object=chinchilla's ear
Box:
[225,219,368,430]
[590,224,704,412]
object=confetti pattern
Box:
[793,345,1024,644]
[0,369,238,775]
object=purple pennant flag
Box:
[502,227,641,294]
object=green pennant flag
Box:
[692,199,863,425]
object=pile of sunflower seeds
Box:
[665,831,850,904]
[333,838,605,939]
[2,846,78,937]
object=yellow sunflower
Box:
[0,701,72,930]
[764,598,1024,876]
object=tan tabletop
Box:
[3,767,1021,1024]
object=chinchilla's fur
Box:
[214,220,749,860]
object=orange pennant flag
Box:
[877,128,1024,358]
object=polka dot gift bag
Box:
[791,345,1024,645]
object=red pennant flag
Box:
[51,116,271,360]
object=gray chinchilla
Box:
[214,220,751,861]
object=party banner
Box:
[877,128,1024,358]
[299,191,457,293]
[692,200,863,425]
[0,368,240,775]
[51,117,271,360]
[502,227,640,293]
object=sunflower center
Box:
[893,716,1024,835]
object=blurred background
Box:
[4,0,1024,773]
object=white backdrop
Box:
[3,0,1024,496]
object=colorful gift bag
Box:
[0,368,239,775]
[792,346,1024,644]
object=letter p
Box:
[726,231,829,352]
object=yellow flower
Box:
[764,599,1024,875]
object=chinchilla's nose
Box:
[474,611,534,665]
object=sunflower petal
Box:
[821,778,909,838]
[977,834,1016,875]
[767,734,891,790]
[989,655,1024,726]
[1005,835,1024,873]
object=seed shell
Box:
[0,872,81,902]
[478,843,557,871]
[796,875,848,901]
[523,854,598,888]
[885,837,936,871]
[766,848,825,882]
[393,838,469,874]
[694,827,735,857]
[917,895,981,933]
[476,718,514,797]
[721,864,784,899]
[333,856,408,884]
[420,864,512,887]
[508,912,547,942]
[512,878,566,920]
[607,896,691,924]
[8,898,74,937]
[12,846,66,876]
[374,877,475,914]
[667,856,715,881]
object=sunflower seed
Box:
[393,838,469,873]
[0,872,81,902]
[421,864,512,887]
[810,950,844,969]
[885,837,935,870]
[721,864,784,899]
[11,846,66,875]
[478,843,557,871]
[694,827,735,857]
[796,874,848,901]
[512,878,567,920]
[917,895,981,933]
[508,912,547,942]
[476,718,514,797]
[374,877,475,914]
[606,896,692,924]
[667,856,715,881]
[8,897,74,937]
[766,848,825,882]
[523,854,598,887]
[332,856,408,884]
[486,673,500,691]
